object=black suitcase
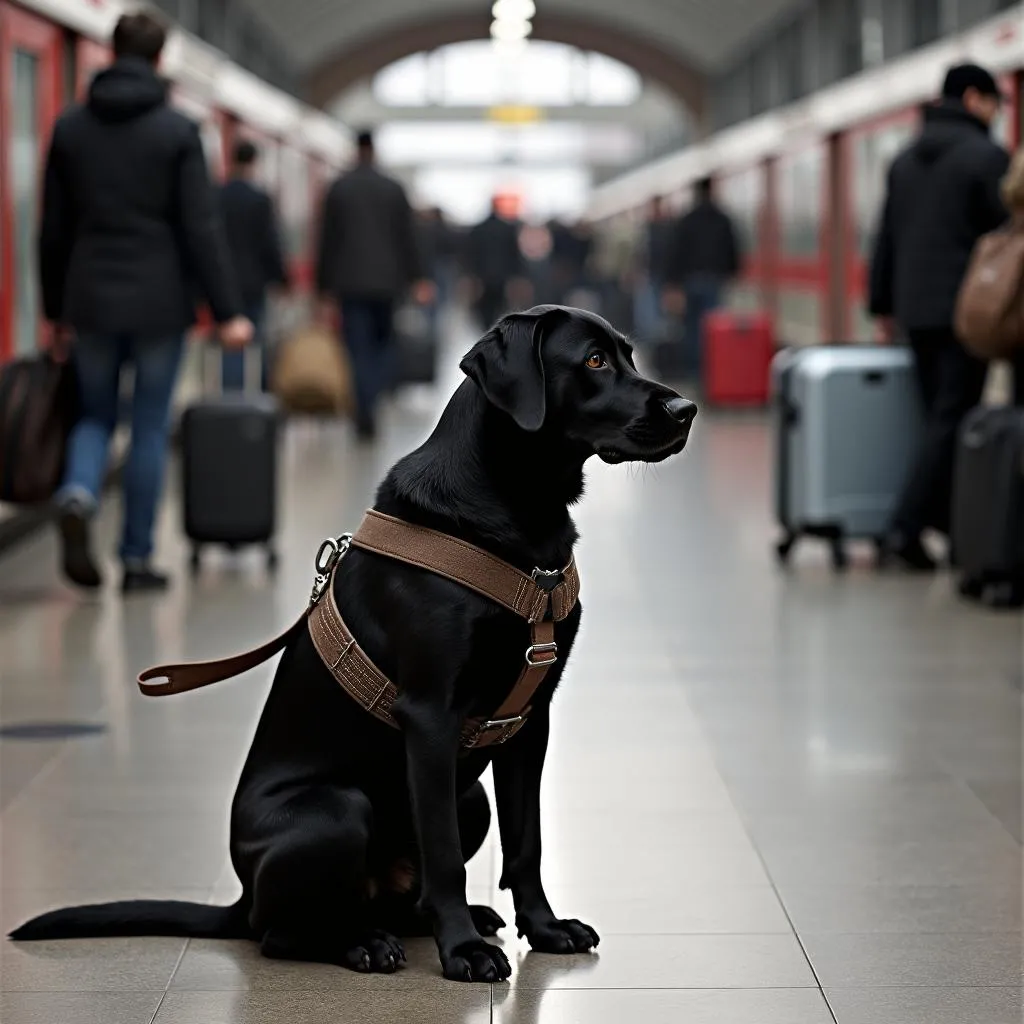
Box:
[394,303,438,386]
[180,348,280,571]
[952,406,1024,608]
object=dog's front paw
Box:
[441,938,512,982]
[519,917,600,954]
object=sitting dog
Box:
[11,305,696,982]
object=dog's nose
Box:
[662,396,698,425]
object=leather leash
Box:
[138,510,580,750]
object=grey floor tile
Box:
[804,932,1023,988]
[0,937,185,992]
[169,937,454,991]
[494,987,835,1023]
[539,886,792,935]
[0,991,164,1024]
[154,988,491,1024]
[507,934,817,989]
[755,835,1022,888]
[780,883,1022,935]
[825,987,1023,1024]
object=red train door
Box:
[0,2,62,362]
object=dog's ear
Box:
[460,309,562,432]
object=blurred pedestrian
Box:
[1003,151,1024,406]
[466,198,528,328]
[635,196,674,341]
[870,63,1010,570]
[665,178,741,377]
[219,139,288,391]
[316,129,429,440]
[40,11,251,594]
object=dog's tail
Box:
[9,898,252,942]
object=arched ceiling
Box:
[241,0,807,118]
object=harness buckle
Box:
[525,641,558,667]
[531,567,565,593]
[467,715,525,747]
[309,533,352,609]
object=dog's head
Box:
[460,305,696,464]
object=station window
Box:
[910,0,942,47]
[777,22,805,103]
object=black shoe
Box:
[355,416,377,442]
[879,532,938,573]
[122,566,171,594]
[58,504,102,589]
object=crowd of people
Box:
[29,6,1023,595]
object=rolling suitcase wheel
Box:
[830,539,849,572]
[189,546,202,574]
[775,534,796,564]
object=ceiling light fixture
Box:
[490,17,532,41]
[491,0,536,19]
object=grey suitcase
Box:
[773,345,923,570]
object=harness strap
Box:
[137,510,580,750]
[352,509,579,623]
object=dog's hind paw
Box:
[442,939,511,983]
[519,917,600,954]
[469,904,506,936]
[342,930,407,974]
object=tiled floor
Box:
[0,328,1021,1023]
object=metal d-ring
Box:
[309,533,352,608]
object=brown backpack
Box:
[954,224,1024,360]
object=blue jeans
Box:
[683,274,724,379]
[634,277,662,342]
[57,332,184,562]
[341,297,394,425]
[221,300,266,392]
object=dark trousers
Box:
[892,327,988,538]
[476,285,507,331]
[340,297,394,428]
[683,273,724,379]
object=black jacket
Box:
[220,178,288,307]
[869,102,1009,331]
[316,163,422,300]
[668,200,740,282]
[645,218,675,283]
[466,214,525,288]
[40,58,241,334]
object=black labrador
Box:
[11,305,696,983]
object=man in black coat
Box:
[466,199,528,329]
[665,178,741,378]
[220,139,288,391]
[316,130,428,440]
[869,63,1009,570]
[40,12,251,594]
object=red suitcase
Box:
[703,311,774,406]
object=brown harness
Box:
[137,510,580,750]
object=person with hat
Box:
[869,63,1010,571]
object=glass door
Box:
[0,3,62,361]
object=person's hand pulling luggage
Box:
[220,316,254,349]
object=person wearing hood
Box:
[869,63,1009,572]
[39,12,251,594]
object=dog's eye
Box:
[585,352,607,369]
